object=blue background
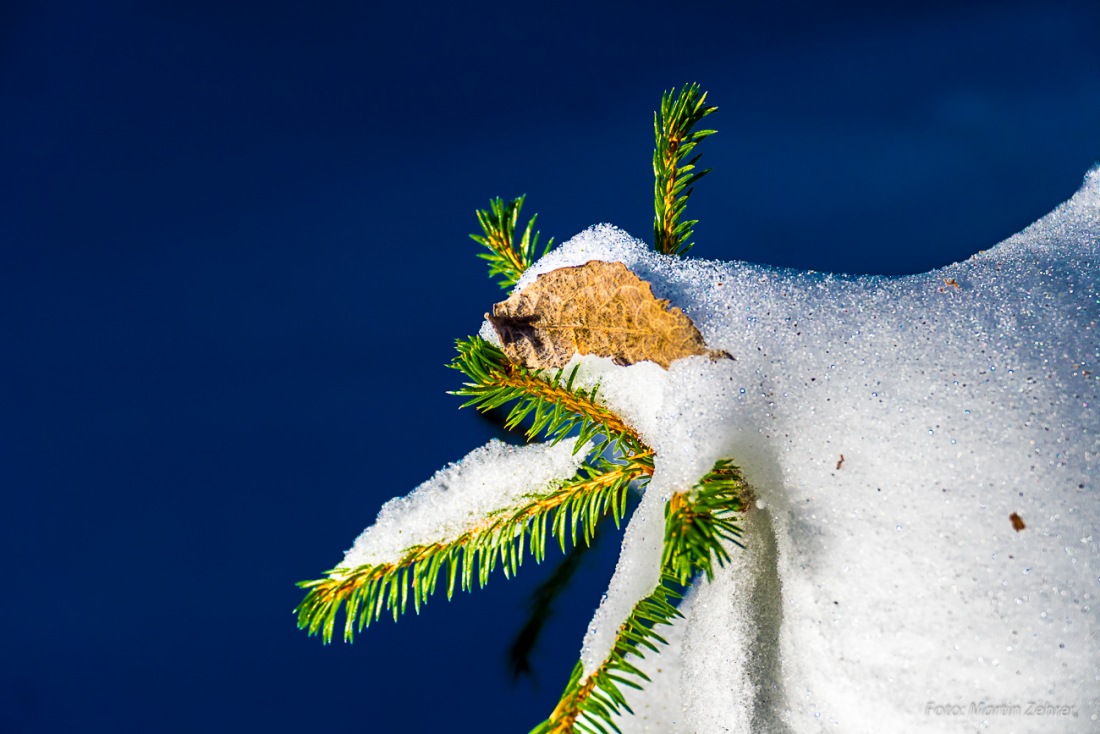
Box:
[2,1,1098,732]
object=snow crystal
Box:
[340,438,588,569]
[511,167,1099,731]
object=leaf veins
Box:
[486,260,731,370]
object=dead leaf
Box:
[487,260,730,369]
[1010,512,1026,532]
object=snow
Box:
[491,167,1099,731]
[578,468,669,674]
[339,438,588,569]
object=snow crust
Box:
[340,438,588,569]
[492,167,1100,731]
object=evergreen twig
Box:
[663,459,748,585]
[450,336,648,456]
[470,195,553,289]
[298,335,659,645]
[530,574,683,734]
[531,459,748,733]
[653,83,717,257]
[295,454,650,643]
[297,83,747,734]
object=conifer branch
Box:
[530,574,683,734]
[450,336,649,456]
[663,459,748,585]
[653,83,717,257]
[533,459,748,732]
[299,86,749,733]
[295,454,651,643]
[470,195,553,289]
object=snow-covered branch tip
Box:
[532,460,750,733]
[295,452,653,644]
[530,574,683,734]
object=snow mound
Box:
[501,167,1098,732]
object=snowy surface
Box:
[340,438,588,569]
[485,168,1100,732]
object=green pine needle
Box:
[653,83,717,257]
[470,195,553,289]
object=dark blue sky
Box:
[2,1,1098,732]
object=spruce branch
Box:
[529,574,683,734]
[653,83,717,257]
[295,454,650,644]
[450,336,649,457]
[663,459,749,585]
[298,85,753,732]
[533,459,748,732]
[470,195,553,289]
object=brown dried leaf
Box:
[486,260,731,370]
